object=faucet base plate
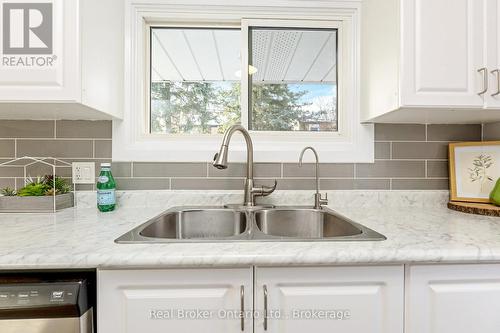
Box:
[224,203,275,210]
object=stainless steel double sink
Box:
[115,206,386,243]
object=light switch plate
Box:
[72,162,95,184]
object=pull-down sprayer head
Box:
[213,145,229,170]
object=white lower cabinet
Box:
[99,266,404,333]
[100,264,500,333]
[98,268,253,333]
[406,264,500,333]
[254,266,404,333]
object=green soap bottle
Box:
[490,178,500,206]
[97,163,116,212]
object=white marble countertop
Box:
[1,190,500,269]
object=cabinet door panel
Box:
[255,266,404,333]
[98,268,252,333]
[401,0,485,107]
[406,264,500,333]
[486,0,500,108]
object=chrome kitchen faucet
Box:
[299,146,328,209]
[213,125,277,207]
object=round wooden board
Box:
[448,201,500,217]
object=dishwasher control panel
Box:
[0,282,79,308]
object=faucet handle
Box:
[262,180,278,195]
[253,180,277,198]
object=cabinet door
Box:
[406,264,500,333]
[401,0,485,107]
[486,0,500,108]
[0,0,79,102]
[98,268,253,333]
[254,266,404,333]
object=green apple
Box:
[490,178,500,206]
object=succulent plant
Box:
[41,175,71,195]
[16,175,71,197]
[0,187,17,196]
[17,183,50,196]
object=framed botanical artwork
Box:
[449,141,500,203]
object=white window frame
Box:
[113,0,373,163]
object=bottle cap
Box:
[101,163,111,167]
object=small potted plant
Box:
[0,175,74,212]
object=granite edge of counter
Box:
[2,248,500,270]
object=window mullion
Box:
[240,20,250,129]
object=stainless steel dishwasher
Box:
[0,271,95,333]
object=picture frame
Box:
[449,141,500,203]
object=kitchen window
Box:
[113,1,372,162]
[149,24,338,135]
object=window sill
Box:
[112,122,374,163]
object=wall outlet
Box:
[72,162,95,184]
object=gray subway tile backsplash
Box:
[352,179,392,190]
[0,140,15,158]
[94,140,112,158]
[321,179,391,190]
[427,160,449,178]
[374,142,391,159]
[0,120,54,138]
[116,178,170,190]
[0,120,495,191]
[356,160,426,178]
[319,179,356,190]
[0,178,16,189]
[56,120,112,139]
[17,140,93,158]
[391,178,449,190]
[133,162,206,177]
[24,164,72,178]
[374,124,426,141]
[427,124,482,141]
[283,163,354,178]
[171,178,244,190]
[483,122,500,141]
[109,162,132,178]
[0,166,24,177]
[391,142,448,159]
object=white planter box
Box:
[0,193,74,213]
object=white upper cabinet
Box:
[362,0,500,123]
[0,0,123,120]
[406,264,500,333]
[486,0,500,108]
[254,266,404,333]
[401,0,484,107]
